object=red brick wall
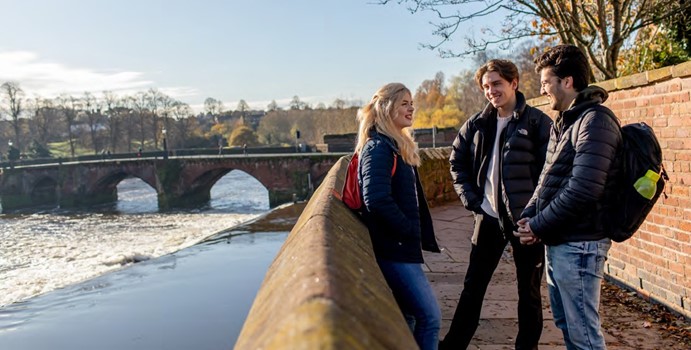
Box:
[529,62,691,317]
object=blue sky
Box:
[0,0,474,112]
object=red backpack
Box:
[341,152,397,211]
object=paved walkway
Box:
[424,201,684,350]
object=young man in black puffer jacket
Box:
[441,59,552,350]
[514,45,622,350]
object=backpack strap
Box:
[391,153,397,176]
[360,135,398,176]
[570,105,620,146]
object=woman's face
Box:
[391,91,414,130]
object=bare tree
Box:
[131,92,149,150]
[331,98,346,109]
[146,88,165,149]
[448,70,485,118]
[266,100,279,111]
[512,41,545,98]
[121,96,137,153]
[26,97,51,145]
[82,92,105,155]
[204,97,224,116]
[236,99,250,113]
[102,91,120,153]
[379,0,690,79]
[160,95,175,149]
[1,82,25,151]
[56,94,80,158]
[235,99,251,126]
[289,95,305,110]
[171,101,194,149]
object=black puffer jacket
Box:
[449,91,551,230]
[360,129,440,263]
[521,86,622,245]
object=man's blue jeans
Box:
[377,259,441,350]
[546,238,611,350]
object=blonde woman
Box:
[356,82,441,350]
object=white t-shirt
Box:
[481,116,511,218]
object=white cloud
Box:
[0,51,197,103]
[226,95,339,111]
[158,87,200,99]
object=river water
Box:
[0,170,272,307]
[0,170,290,349]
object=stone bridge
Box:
[0,154,343,211]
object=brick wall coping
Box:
[529,60,691,108]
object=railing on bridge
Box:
[0,146,320,168]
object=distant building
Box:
[318,127,458,152]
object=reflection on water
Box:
[0,170,270,307]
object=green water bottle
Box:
[633,169,660,200]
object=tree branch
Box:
[377,0,690,79]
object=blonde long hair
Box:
[354,83,420,166]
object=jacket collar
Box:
[476,90,528,127]
[559,85,609,126]
[367,128,400,153]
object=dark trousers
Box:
[441,212,545,350]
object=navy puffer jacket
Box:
[521,86,622,245]
[359,129,440,263]
[449,91,552,230]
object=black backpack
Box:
[587,106,668,242]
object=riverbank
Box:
[0,202,306,350]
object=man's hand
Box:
[514,217,540,245]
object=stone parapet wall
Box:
[418,147,456,207]
[529,61,691,317]
[234,156,417,349]
[234,148,457,349]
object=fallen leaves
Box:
[601,280,691,348]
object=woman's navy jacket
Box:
[359,129,440,263]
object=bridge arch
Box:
[191,167,272,195]
[174,165,273,209]
[208,169,270,210]
[31,176,58,207]
[91,171,158,204]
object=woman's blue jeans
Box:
[546,238,611,350]
[377,259,441,350]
